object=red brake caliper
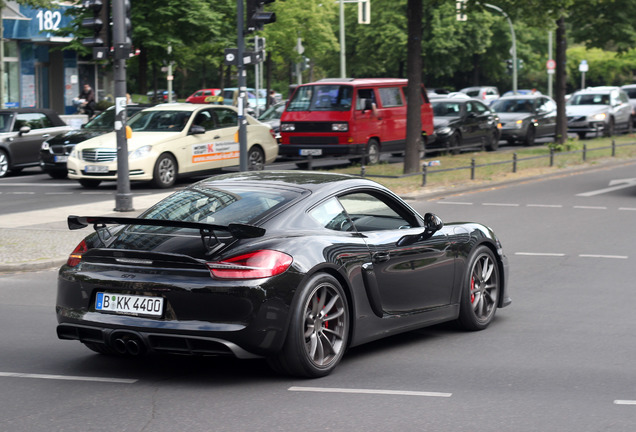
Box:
[470,276,476,303]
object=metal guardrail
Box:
[353,140,636,186]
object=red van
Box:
[279,78,434,164]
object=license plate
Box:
[95,292,164,317]
[299,149,322,156]
[85,165,109,173]
[54,155,68,163]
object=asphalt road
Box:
[2,161,636,431]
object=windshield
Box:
[259,103,285,121]
[0,113,14,132]
[128,110,192,132]
[141,185,300,225]
[623,88,636,99]
[568,93,610,106]
[84,108,116,130]
[432,101,462,116]
[287,85,353,112]
[491,99,535,113]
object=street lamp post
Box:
[482,3,517,94]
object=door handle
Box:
[372,252,390,263]
[213,135,221,139]
[42,134,50,138]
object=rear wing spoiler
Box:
[68,215,265,255]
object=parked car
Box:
[66,103,278,188]
[185,88,222,104]
[40,104,151,179]
[458,86,500,103]
[146,89,177,103]
[501,89,542,97]
[279,78,434,164]
[491,95,557,146]
[257,100,286,142]
[620,84,636,127]
[56,170,511,378]
[0,108,71,178]
[222,87,266,114]
[431,98,500,153]
[566,86,632,138]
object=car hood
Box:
[75,131,185,151]
[433,117,458,128]
[47,129,109,145]
[566,105,608,116]
[496,112,533,122]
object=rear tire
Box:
[78,179,102,188]
[152,153,177,188]
[267,273,349,378]
[365,139,380,165]
[247,146,265,170]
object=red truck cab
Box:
[279,78,434,164]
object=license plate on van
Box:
[299,149,322,156]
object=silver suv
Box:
[566,86,633,138]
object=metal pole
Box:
[112,0,133,211]
[339,0,346,78]
[548,31,553,99]
[483,3,516,93]
[167,43,173,103]
[254,36,260,117]
[237,0,248,171]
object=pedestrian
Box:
[268,90,277,107]
[79,83,96,118]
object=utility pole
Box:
[237,0,248,172]
[112,0,133,211]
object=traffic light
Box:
[80,0,106,48]
[246,0,276,33]
[112,0,132,59]
[505,58,513,74]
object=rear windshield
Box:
[141,185,301,226]
[491,99,534,113]
[287,85,353,112]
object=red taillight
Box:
[207,250,292,280]
[67,239,88,267]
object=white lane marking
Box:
[438,201,473,205]
[0,371,137,384]
[515,252,566,257]
[0,183,71,187]
[619,207,636,211]
[577,178,636,197]
[527,204,563,208]
[80,192,112,195]
[7,191,35,195]
[573,205,607,210]
[288,386,452,398]
[482,203,520,207]
[579,254,628,259]
[614,400,636,405]
[45,192,74,195]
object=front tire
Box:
[524,125,535,146]
[78,179,102,188]
[0,150,8,178]
[267,273,349,378]
[365,138,380,165]
[152,153,177,188]
[486,130,499,151]
[458,246,500,331]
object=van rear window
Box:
[287,85,353,111]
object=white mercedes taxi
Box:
[67,103,278,188]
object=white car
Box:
[67,104,278,188]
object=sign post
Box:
[579,60,588,89]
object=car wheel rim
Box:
[303,282,347,367]
[159,158,175,184]
[248,149,264,170]
[367,142,379,164]
[0,153,7,177]
[469,253,499,322]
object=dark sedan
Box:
[0,108,70,178]
[431,98,500,153]
[40,104,151,178]
[491,95,557,146]
[56,171,510,378]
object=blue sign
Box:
[3,4,74,40]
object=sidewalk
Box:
[0,192,173,273]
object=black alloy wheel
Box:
[458,246,500,331]
[152,153,177,188]
[486,130,499,151]
[449,132,461,155]
[268,273,349,378]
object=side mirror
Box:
[396,213,444,247]
[189,124,206,135]
[19,126,31,136]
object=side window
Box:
[193,110,216,131]
[338,192,413,232]
[215,108,237,128]
[14,113,47,130]
[309,197,351,232]
[472,102,488,114]
[378,87,403,107]
[356,88,376,110]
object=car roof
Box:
[496,94,546,100]
[312,78,408,86]
[139,103,231,112]
[574,86,621,94]
[0,107,66,126]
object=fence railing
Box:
[353,140,636,186]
